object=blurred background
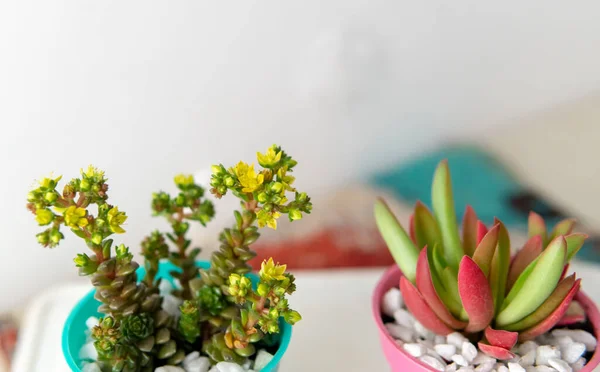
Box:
[3,1,600,369]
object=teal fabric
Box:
[371,146,600,262]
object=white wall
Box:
[1,1,600,312]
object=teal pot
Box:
[62,260,291,371]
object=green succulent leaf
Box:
[374,199,419,283]
[528,212,547,244]
[549,219,576,242]
[431,160,463,271]
[490,220,511,313]
[565,233,587,261]
[496,236,566,326]
[502,257,538,310]
[413,202,443,252]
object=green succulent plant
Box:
[374,160,587,360]
[27,145,310,371]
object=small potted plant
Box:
[26,145,312,372]
[372,160,600,372]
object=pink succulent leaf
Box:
[409,214,417,245]
[462,205,478,257]
[528,211,547,243]
[557,300,585,326]
[560,263,570,280]
[476,221,488,245]
[518,279,582,341]
[400,276,454,335]
[484,326,518,350]
[507,235,543,291]
[472,224,500,277]
[416,247,467,329]
[458,256,494,333]
[478,342,516,360]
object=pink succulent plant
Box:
[374,160,587,359]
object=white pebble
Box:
[473,352,496,365]
[158,279,174,294]
[242,359,252,370]
[404,343,427,357]
[570,358,586,372]
[507,363,525,372]
[420,355,446,371]
[534,367,556,372]
[551,329,597,352]
[519,341,539,355]
[561,342,585,365]
[427,348,448,364]
[524,367,537,372]
[82,363,102,372]
[452,354,469,367]
[456,368,474,372]
[548,358,571,372]
[386,323,414,342]
[536,345,561,366]
[497,366,509,372]
[462,341,478,362]
[79,341,97,361]
[182,352,211,372]
[475,362,495,372]
[162,294,183,318]
[519,350,536,366]
[155,367,185,372]
[253,350,274,371]
[436,335,448,344]
[415,321,435,340]
[553,336,573,348]
[434,344,457,360]
[393,308,415,328]
[448,332,468,348]
[445,363,457,372]
[419,339,435,349]
[382,288,404,317]
[213,362,244,372]
[85,316,99,330]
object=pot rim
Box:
[62,260,291,372]
[372,264,600,371]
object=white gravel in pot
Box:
[381,288,596,372]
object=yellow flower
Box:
[257,146,282,168]
[82,165,105,179]
[277,167,295,192]
[35,209,54,225]
[257,209,281,230]
[64,206,88,228]
[174,174,194,188]
[234,162,264,193]
[38,175,62,190]
[107,206,127,234]
[260,258,287,281]
[107,207,127,234]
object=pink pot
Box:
[372,264,600,372]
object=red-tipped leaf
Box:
[507,236,543,290]
[478,342,516,360]
[400,276,454,335]
[472,224,499,277]
[561,263,570,280]
[484,326,518,350]
[476,221,488,245]
[416,247,467,329]
[518,279,582,341]
[458,256,494,332]
[528,211,547,242]
[462,205,478,256]
[409,214,417,244]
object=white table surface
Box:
[11,261,600,372]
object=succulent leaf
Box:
[458,256,494,332]
[507,235,542,291]
[399,276,454,335]
[528,212,547,244]
[413,202,443,252]
[484,326,518,350]
[557,301,585,326]
[416,247,467,329]
[503,258,538,309]
[462,205,478,256]
[440,267,463,317]
[431,160,463,270]
[496,236,567,326]
[490,219,510,313]
[408,214,417,244]
[565,233,587,261]
[476,221,488,245]
[501,274,577,331]
[478,342,516,360]
[374,199,419,283]
[549,219,576,241]
[518,278,581,341]
[472,224,499,277]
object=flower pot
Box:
[371,264,600,372]
[63,260,291,372]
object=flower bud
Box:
[257,192,268,203]
[289,209,302,221]
[91,233,103,245]
[224,176,235,187]
[270,182,283,193]
[80,179,91,191]
[44,192,58,203]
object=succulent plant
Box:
[374,160,587,360]
[27,145,310,371]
